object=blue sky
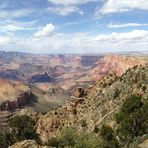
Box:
[0,0,148,53]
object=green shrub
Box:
[81,119,87,128]
[0,132,15,148]
[100,125,119,148]
[75,132,102,148]
[114,88,120,99]
[58,127,77,147]
[93,125,99,133]
[142,85,147,92]
[9,115,37,141]
[47,137,59,147]
[115,95,148,144]
[57,126,102,148]
[0,133,8,148]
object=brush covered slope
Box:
[37,65,148,144]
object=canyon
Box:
[0,51,147,91]
[0,51,147,147]
[0,52,147,115]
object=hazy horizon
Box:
[1,50,148,55]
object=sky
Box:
[0,0,148,54]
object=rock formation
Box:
[92,54,146,80]
[0,51,147,90]
[9,140,48,148]
[36,65,148,143]
[0,79,31,111]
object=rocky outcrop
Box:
[73,87,86,98]
[9,140,49,148]
[36,88,86,143]
[0,92,32,111]
[0,78,69,112]
[138,139,148,148]
[0,111,14,131]
[0,79,32,111]
[36,66,148,143]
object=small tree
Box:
[9,115,37,141]
[75,132,102,148]
[100,125,119,148]
[93,125,99,133]
[0,133,8,148]
[114,88,120,99]
[58,127,77,147]
[47,137,59,147]
[0,132,15,148]
[115,95,148,144]
[81,119,87,128]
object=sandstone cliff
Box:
[92,54,146,80]
[0,79,31,111]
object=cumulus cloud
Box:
[1,29,148,53]
[95,0,148,17]
[107,23,148,28]
[94,30,148,42]
[34,23,55,38]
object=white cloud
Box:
[34,24,55,38]
[0,9,34,19]
[94,30,148,42]
[1,29,148,53]
[1,24,23,32]
[107,23,148,28]
[48,0,98,6]
[0,37,10,45]
[95,0,148,16]
[48,0,98,15]
[48,5,83,15]
[0,20,37,32]
[0,9,39,34]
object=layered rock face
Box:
[92,55,146,80]
[0,78,70,112]
[0,78,70,132]
[0,79,32,131]
[1,51,147,91]
[0,92,32,111]
[0,79,31,111]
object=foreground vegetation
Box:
[0,94,147,148]
[0,115,37,147]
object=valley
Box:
[0,51,147,147]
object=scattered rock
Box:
[138,139,148,148]
[9,140,49,148]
